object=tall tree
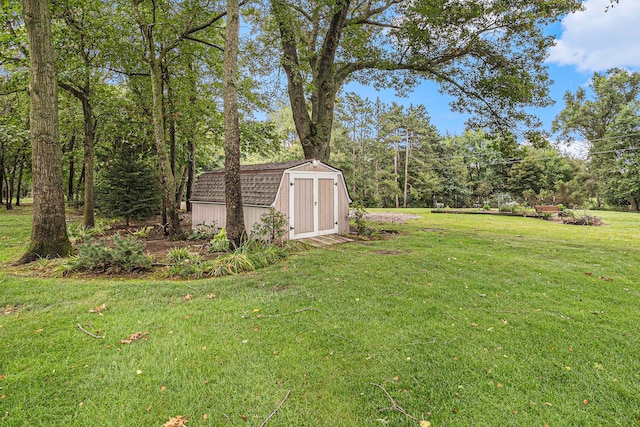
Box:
[553,68,640,207]
[223,0,246,247]
[266,0,581,161]
[18,0,72,263]
[128,0,228,239]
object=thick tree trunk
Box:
[223,0,246,248]
[272,0,349,162]
[18,0,72,264]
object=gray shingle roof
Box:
[190,160,312,206]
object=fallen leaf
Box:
[89,304,107,315]
[136,370,142,375]
[419,421,431,427]
[497,383,503,388]
[544,402,553,407]
[593,362,604,370]
[207,293,216,299]
[240,414,248,421]
[182,294,192,302]
[0,374,6,381]
[585,272,593,276]
[471,323,478,327]
[161,386,167,392]
[147,406,152,412]
[583,399,589,405]
[393,376,399,381]
[452,408,458,414]
[253,309,260,313]
[162,415,189,427]
[501,319,509,325]
[202,414,209,420]
[120,331,148,344]
[78,402,84,407]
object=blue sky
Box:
[344,0,640,152]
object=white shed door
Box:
[289,172,339,239]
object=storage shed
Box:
[190,160,351,240]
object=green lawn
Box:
[1,207,639,426]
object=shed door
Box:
[289,172,339,239]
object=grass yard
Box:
[1,207,639,426]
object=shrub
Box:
[189,223,218,240]
[251,208,288,243]
[64,234,152,274]
[207,229,229,253]
[167,247,203,278]
[351,202,367,235]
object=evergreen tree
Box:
[96,144,162,226]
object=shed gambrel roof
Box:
[191,160,314,206]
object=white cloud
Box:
[548,0,640,71]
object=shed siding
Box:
[294,178,314,234]
[192,202,270,234]
[318,178,335,231]
[337,180,350,234]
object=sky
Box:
[344,0,640,154]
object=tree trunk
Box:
[66,132,75,202]
[15,155,24,207]
[403,131,411,208]
[18,0,72,264]
[223,0,246,248]
[186,137,195,213]
[394,138,399,209]
[149,59,184,239]
[82,95,95,228]
[271,0,349,162]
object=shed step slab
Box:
[300,235,353,247]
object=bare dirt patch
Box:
[364,212,422,223]
[371,250,407,255]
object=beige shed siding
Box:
[337,179,350,234]
[192,202,270,234]
[318,178,335,231]
[294,178,314,234]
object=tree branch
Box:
[185,35,224,52]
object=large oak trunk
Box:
[19,0,72,264]
[223,0,246,248]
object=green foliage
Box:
[251,208,288,243]
[130,226,153,238]
[64,234,152,273]
[95,146,162,225]
[207,228,229,253]
[188,223,218,240]
[166,247,203,278]
[350,202,368,235]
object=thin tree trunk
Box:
[186,137,195,213]
[67,132,76,202]
[16,154,24,207]
[82,96,95,227]
[394,138,399,209]
[223,0,246,248]
[403,131,411,208]
[18,0,71,263]
[150,59,184,239]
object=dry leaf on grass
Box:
[120,331,148,344]
[162,415,188,427]
[182,294,192,302]
[89,304,106,315]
